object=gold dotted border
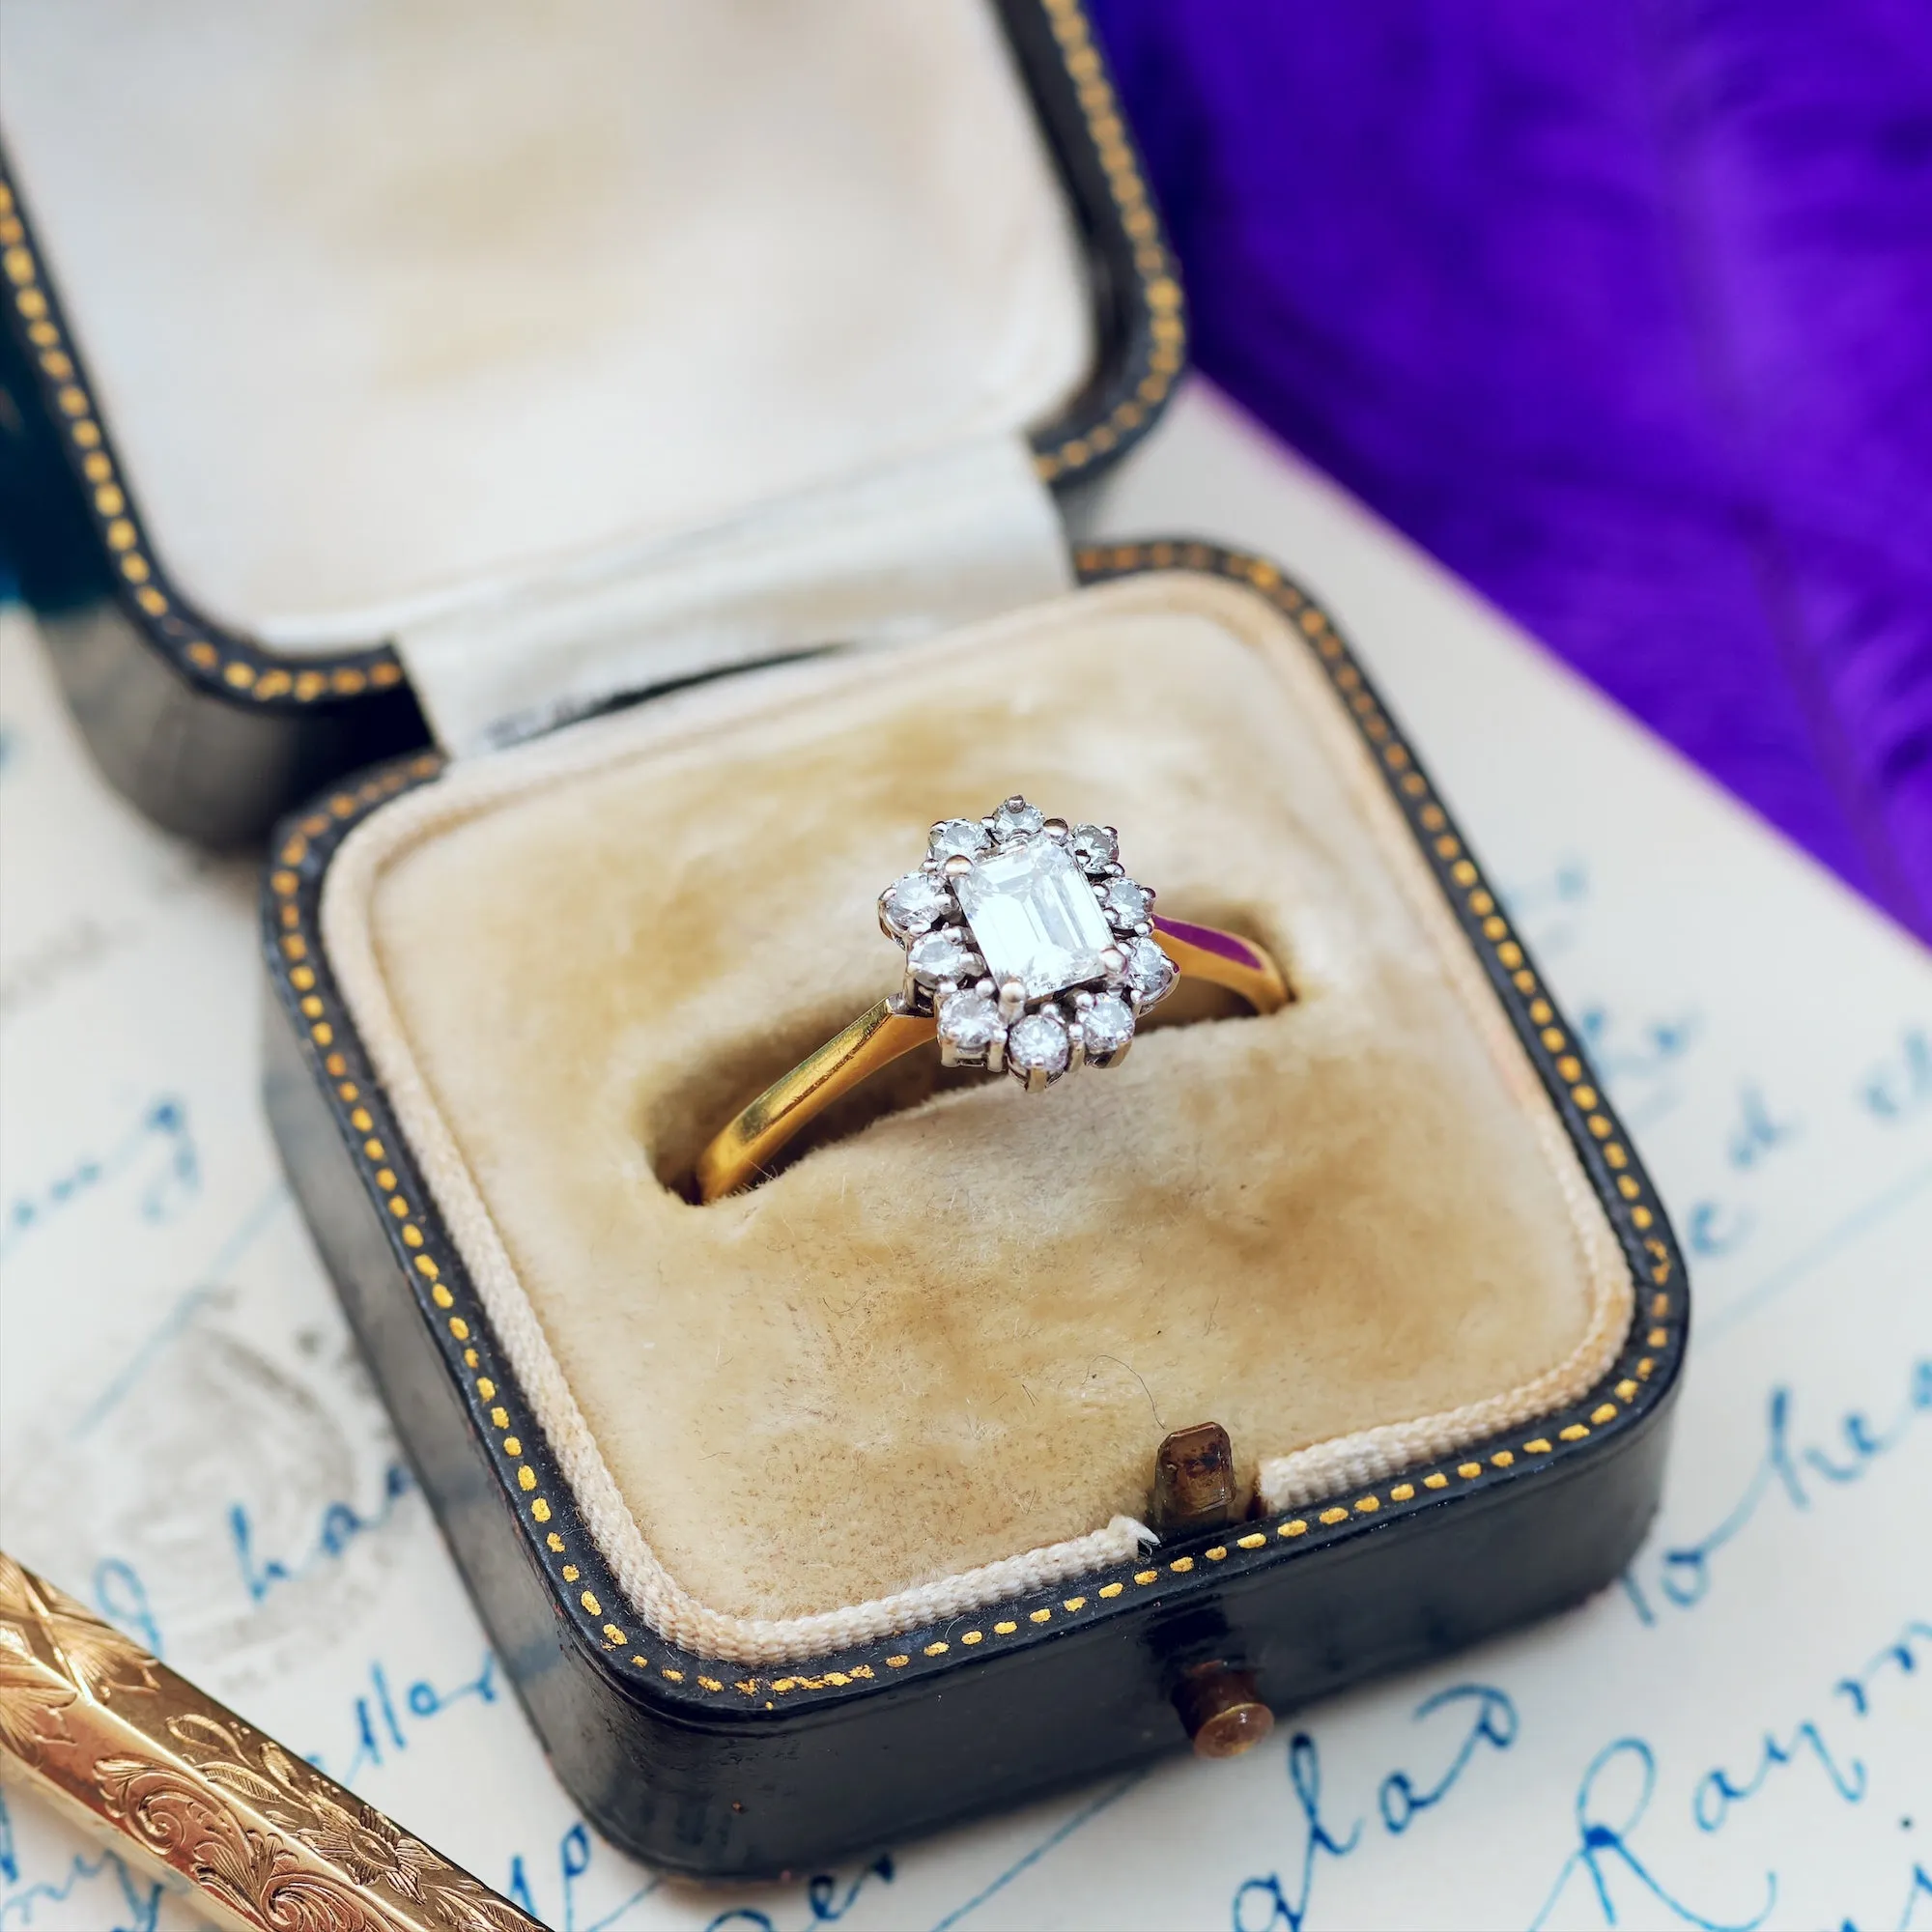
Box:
[0,173,406,707]
[263,549,1683,1706]
[1023,0,1186,484]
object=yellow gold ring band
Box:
[695,916,1287,1204]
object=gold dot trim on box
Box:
[265,542,1685,1706]
[1028,0,1184,484]
[1,170,405,706]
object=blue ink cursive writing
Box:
[0,1095,198,1260]
[1232,1683,1517,1931]
[306,1649,497,1788]
[1623,1357,1932,1624]
[230,1459,412,1605]
[1528,1738,1774,1931]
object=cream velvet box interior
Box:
[314,567,1637,1662]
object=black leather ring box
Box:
[3,0,1684,1882]
[255,537,1685,1877]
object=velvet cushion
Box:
[319,572,1633,1662]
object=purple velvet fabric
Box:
[1090,2,1932,944]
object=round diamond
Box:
[1123,936,1178,1007]
[1101,876,1153,925]
[908,928,980,984]
[991,799,1044,841]
[1080,993,1135,1056]
[937,991,1004,1053]
[1007,1011,1069,1075]
[1069,823,1118,871]
[929,817,991,861]
[881,870,952,938]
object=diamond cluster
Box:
[876,795,1179,1089]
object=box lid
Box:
[0,0,1183,753]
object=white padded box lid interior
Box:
[0,0,1093,653]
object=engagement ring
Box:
[694,797,1288,1201]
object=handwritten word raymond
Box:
[1527,1737,1775,1932]
[1623,1354,1932,1624]
[1230,1684,1518,1931]
[1529,1614,1932,1930]
[1695,1615,1930,1842]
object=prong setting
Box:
[878,797,1176,1088]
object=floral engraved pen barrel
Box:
[0,1549,542,1932]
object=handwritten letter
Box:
[3,387,1927,1927]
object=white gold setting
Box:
[876,795,1179,1093]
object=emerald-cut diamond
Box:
[954,841,1114,999]
[873,795,1225,1091]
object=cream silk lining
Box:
[396,433,1071,756]
[319,575,1634,1665]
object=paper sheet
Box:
[2,382,1926,1930]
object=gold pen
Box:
[0,1548,544,1931]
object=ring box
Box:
[2,0,1685,1881]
